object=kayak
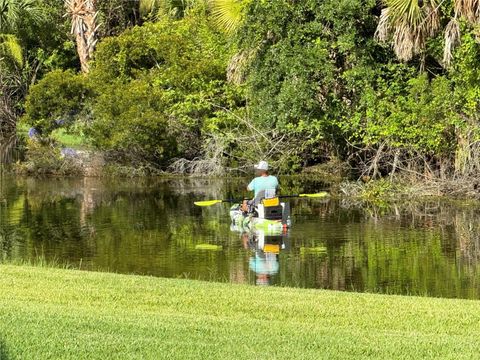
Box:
[230,202,291,232]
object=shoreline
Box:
[4,168,480,203]
[4,144,480,201]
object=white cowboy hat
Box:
[254,161,269,170]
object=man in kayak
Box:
[241,160,279,212]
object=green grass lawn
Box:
[50,129,89,149]
[0,265,479,359]
[16,124,89,150]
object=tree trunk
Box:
[66,0,99,73]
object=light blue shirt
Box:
[247,175,279,198]
[249,254,279,275]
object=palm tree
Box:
[0,0,42,67]
[65,0,99,73]
[376,0,480,66]
[0,0,41,33]
[375,0,440,62]
[0,0,40,133]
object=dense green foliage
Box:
[238,0,480,175]
[23,70,89,134]
[0,0,75,133]
[2,0,480,176]
[85,14,240,165]
[339,29,480,177]
[240,0,382,164]
[1,265,480,358]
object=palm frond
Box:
[454,0,479,23]
[387,0,423,28]
[209,0,247,34]
[376,0,440,61]
[423,5,440,36]
[227,47,258,84]
[393,23,415,61]
[375,8,391,42]
[0,34,23,66]
[443,18,461,67]
[0,0,42,33]
[139,0,191,20]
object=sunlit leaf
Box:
[0,34,22,66]
[209,0,249,34]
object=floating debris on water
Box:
[195,244,223,251]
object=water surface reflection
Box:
[1,175,480,299]
[0,135,19,166]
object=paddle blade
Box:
[299,192,329,198]
[194,200,223,207]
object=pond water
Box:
[1,175,480,299]
[0,135,20,165]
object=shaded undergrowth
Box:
[0,337,9,360]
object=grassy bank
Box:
[0,265,479,359]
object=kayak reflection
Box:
[235,225,289,286]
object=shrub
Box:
[341,71,460,154]
[85,11,242,168]
[15,141,83,176]
[86,79,178,166]
[22,69,90,135]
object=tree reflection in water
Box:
[0,134,18,166]
[1,176,480,299]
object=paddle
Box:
[194,192,329,207]
[194,199,241,207]
[279,192,329,199]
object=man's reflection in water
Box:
[240,229,288,286]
